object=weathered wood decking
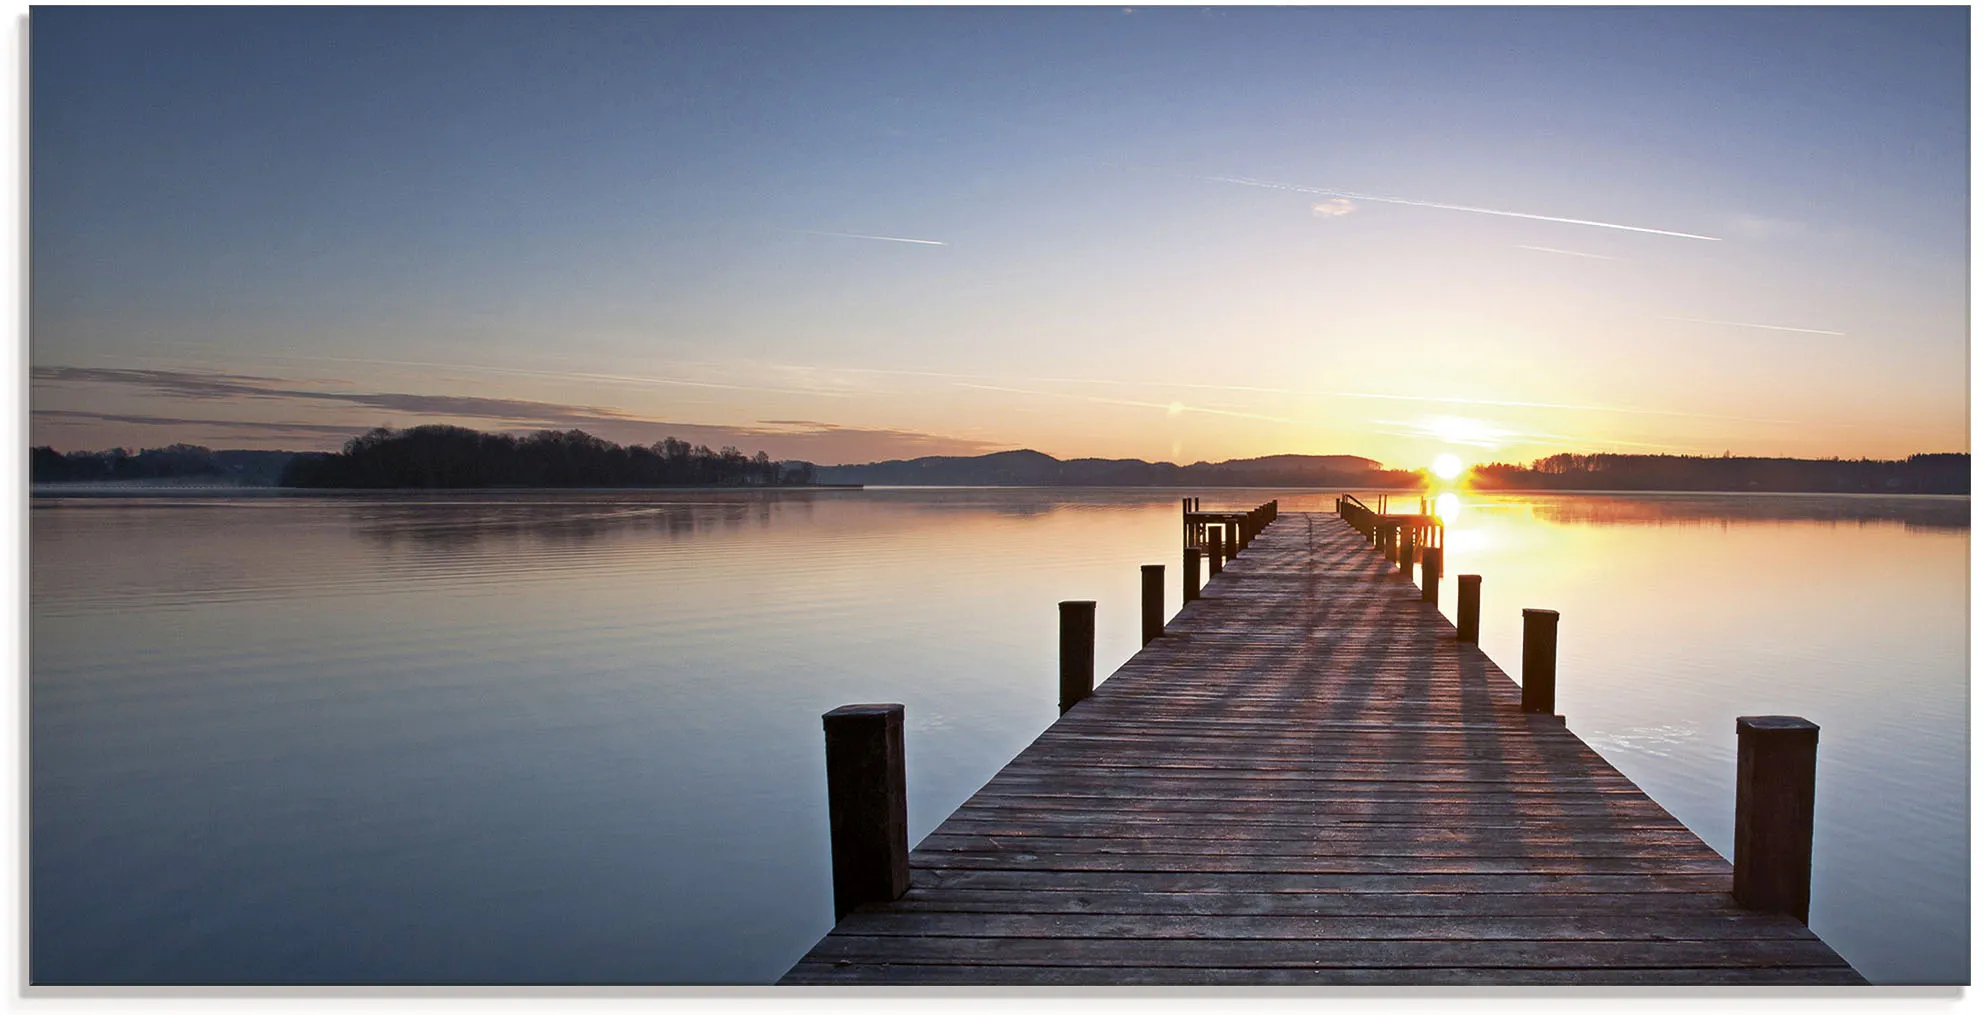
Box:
[782,510,1862,985]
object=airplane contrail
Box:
[787,228,947,246]
[1207,175,1722,242]
[1660,315,1846,336]
[1515,244,1619,260]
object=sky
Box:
[29,6,1971,468]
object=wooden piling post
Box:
[1520,609,1559,714]
[1182,547,1201,603]
[1059,600,1096,714]
[1734,716,1821,923]
[822,703,909,922]
[1400,525,1416,573]
[1140,564,1164,645]
[1420,546,1442,604]
[1207,528,1224,575]
[1379,523,1396,562]
[1456,574,1481,642]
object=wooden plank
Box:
[917,832,1723,859]
[911,852,1735,876]
[975,776,1648,795]
[948,798,1683,819]
[782,962,1868,986]
[831,911,1822,941]
[908,868,1738,893]
[923,821,1718,847]
[853,888,1767,918]
[800,934,1852,969]
[937,810,1707,832]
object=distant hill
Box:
[814,450,1403,487]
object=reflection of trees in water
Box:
[343,491,809,550]
[857,488,1059,519]
[339,488,1181,550]
[1514,494,1969,533]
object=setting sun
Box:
[1432,453,1464,480]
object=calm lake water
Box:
[29,488,1968,985]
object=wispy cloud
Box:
[1659,316,1846,337]
[754,419,1004,448]
[33,367,644,429]
[1514,244,1618,261]
[31,367,1002,462]
[1366,415,1691,453]
[1208,175,1721,241]
[954,381,1344,430]
[760,358,1814,428]
[32,409,374,437]
[1311,198,1357,218]
[54,356,857,400]
[1366,415,1517,449]
[784,228,948,246]
[1328,390,1800,426]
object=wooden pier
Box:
[782,500,1863,985]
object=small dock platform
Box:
[782,506,1863,985]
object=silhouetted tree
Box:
[277,425,822,489]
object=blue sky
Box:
[30,7,1969,465]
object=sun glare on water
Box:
[1432,453,1464,480]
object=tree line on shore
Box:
[31,444,295,484]
[32,431,1968,494]
[1470,452,1967,494]
[278,426,817,488]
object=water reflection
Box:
[1468,491,1966,530]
